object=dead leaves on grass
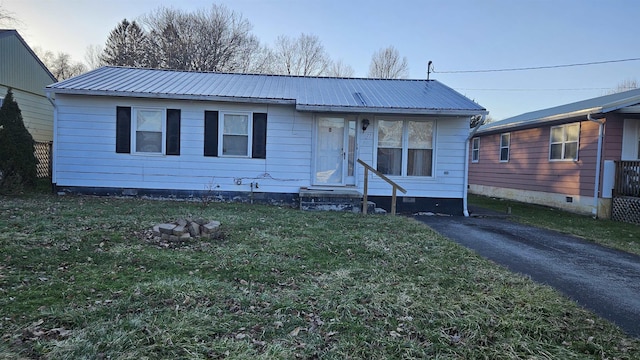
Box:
[17,319,72,343]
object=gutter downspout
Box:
[463,115,486,217]
[46,91,57,191]
[587,112,606,218]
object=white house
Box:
[46,66,486,214]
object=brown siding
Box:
[603,115,623,161]
[469,120,601,197]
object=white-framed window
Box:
[220,112,251,157]
[133,108,165,154]
[472,137,480,163]
[376,119,434,177]
[550,123,579,161]
[500,133,510,162]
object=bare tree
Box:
[140,4,259,72]
[84,44,104,70]
[326,59,355,77]
[34,47,87,80]
[470,114,493,128]
[143,9,192,70]
[368,46,409,79]
[272,33,329,76]
[609,79,638,94]
[0,6,17,26]
[233,36,275,74]
[49,53,87,80]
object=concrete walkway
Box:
[414,213,640,337]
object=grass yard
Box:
[1,193,639,359]
[468,194,640,256]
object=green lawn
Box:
[1,193,638,359]
[468,194,640,256]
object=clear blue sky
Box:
[3,0,639,120]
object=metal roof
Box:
[46,66,486,116]
[478,87,640,134]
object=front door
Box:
[314,117,356,185]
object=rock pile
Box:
[151,218,222,242]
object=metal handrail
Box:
[357,159,407,215]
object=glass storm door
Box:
[315,117,349,185]
[346,120,356,185]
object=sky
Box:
[2,0,639,121]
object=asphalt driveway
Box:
[414,212,640,337]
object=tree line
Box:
[96,4,408,79]
[1,3,408,80]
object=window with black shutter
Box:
[252,113,267,159]
[115,106,181,156]
[116,106,131,153]
[166,109,181,155]
[204,111,267,158]
[204,111,219,157]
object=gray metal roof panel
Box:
[47,66,486,114]
[479,88,640,133]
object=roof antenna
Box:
[427,61,433,80]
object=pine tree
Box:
[101,19,149,67]
[0,88,37,192]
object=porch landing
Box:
[299,188,375,213]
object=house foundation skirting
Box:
[368,196,463,216]
[53,185,298,207]
[469,184,612,219]
[54,185,464,215]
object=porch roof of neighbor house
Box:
[46,66,486,116]
[478,87,640,135]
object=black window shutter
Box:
[116,106,131,153]
[204,111,219,157]
[252,113,267,159]
[166,109,181,155]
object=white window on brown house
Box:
[550,123,579,161]
[500,133,510,162]
[472,137,480,162]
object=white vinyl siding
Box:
[53,94,472,201]
[53,95,312,194]
[365,116,467,198]
[549,123,579,161]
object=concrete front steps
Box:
[299,188,384,214]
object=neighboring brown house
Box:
[469,88,640,220]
